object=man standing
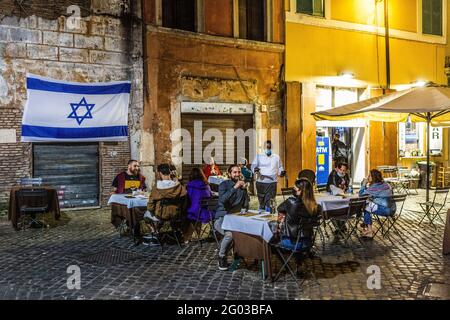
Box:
[112,159,147,194]
[214,165,249,271]
[332,133,349,166]
[251,140,286,211]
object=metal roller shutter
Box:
[33,143,99,209]
[181,113,254,181]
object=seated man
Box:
[143,164,187,243]
[326,162,350,195]
[112,159,147,194]
[214,165,250,271]
[147,164,187,221]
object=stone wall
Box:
[0,0,144,207]
[144,27,285,178]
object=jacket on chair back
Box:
[277,196,322,243]
[148,180,187,220]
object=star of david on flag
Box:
[21,74,131,142]
[68,97,95,125]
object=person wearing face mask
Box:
[326,162,350,195]
[251,140,286,211]
[214,164,250,270]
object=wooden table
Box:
[108,194,148,232]
[231,231,273,281]
[8,186,60,230]
[222,212,276,281]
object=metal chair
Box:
[281,187,294,201]
[297,170,316,185]
[328,196,368,245]
[271,214,321,283]
[20,177,43,187]
[148,197,186,250]
[316,184,327,193]
[17,188,49,230]
[190,197,219,248]
[417,188,450,228]
[372,194,407,242]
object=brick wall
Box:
[0,0,144,208]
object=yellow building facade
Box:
[285,0,450,186]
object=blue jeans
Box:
[281,237,311,251]
[364,206,392,225]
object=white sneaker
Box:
[144,210,160,222]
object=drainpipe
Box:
[384,0,391,91]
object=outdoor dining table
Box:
[315,193,358,217]
[222,211,278,281]
[8,186,61,230]
[108,194,148,232]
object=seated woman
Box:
[359,169,396,238]
[185,167,213,242]
[277,178,322,251]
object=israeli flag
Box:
[21,74,131,142]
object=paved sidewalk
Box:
[0,191,449,300]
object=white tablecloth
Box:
[222,212,274,243]
[316,194,357,212]
[208,176,227,185]
[107,194,148,209]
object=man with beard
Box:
[251,140,286,212]
[112,159,147,194]
[214,164,250,271]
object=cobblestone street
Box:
[1,191,450,300]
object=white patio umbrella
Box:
[312,83,450,203]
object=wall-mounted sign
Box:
[181,102,254,114]
[430,127,443,154]
[316,137,330,186]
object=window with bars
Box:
[422,0,443,36]
[297,0,324,17]
[162,0,196,32]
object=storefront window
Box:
[398,122,425,157]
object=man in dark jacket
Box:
[326,162,350,194]
[332,133,349,166]
[215,164,249,271]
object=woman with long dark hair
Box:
[277,178,322,250]
[185,167,213,242]
[359,169,396,238]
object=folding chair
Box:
[372,194,406,242]
[20,177,43,187]
[17,188,49,230]
[190,197,219,248]
[271,214,321,283]
[149,197,186,251]
[281,188,294,201]
[329,196,368,245]
[316,184,327,193]
[417,188,450,228]
[298,170,316,186]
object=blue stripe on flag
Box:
[22,125,128,139]
[27,77,131,95]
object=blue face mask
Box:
[337,172,345,178]
[265,149,272,156]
